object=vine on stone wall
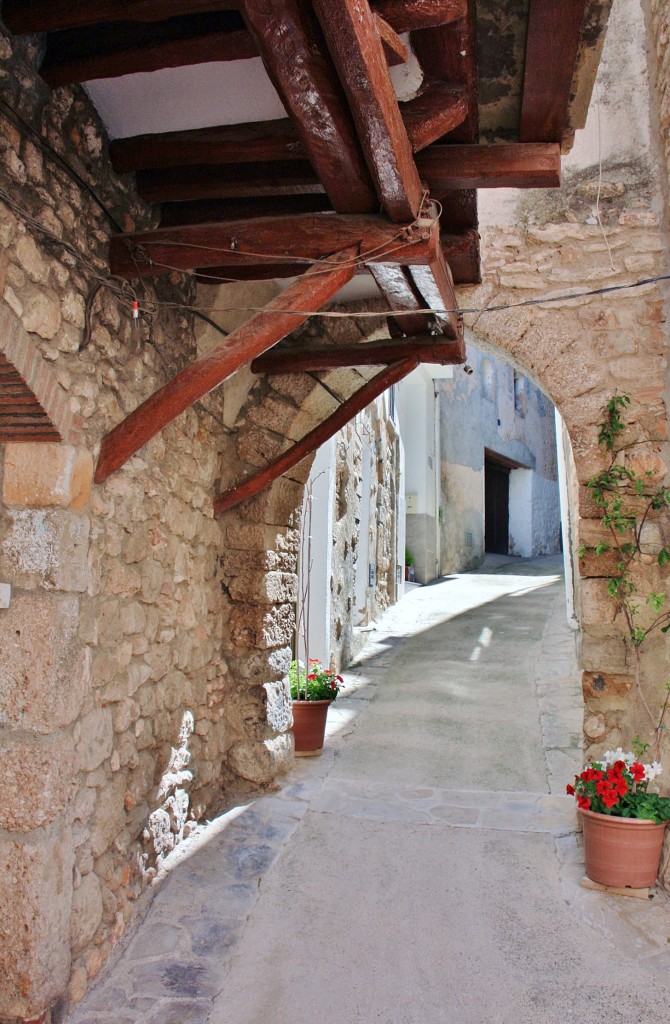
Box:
[581,394,670,759]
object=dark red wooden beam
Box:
[411,2,478,143]
[251,336,463,373]
[408,245,462,343]
[135,162,323,204]
[313,0,423,222]
[159,195,334,229]
[375,14,408,67]
[371,0,467,33]
[240,0,377,215]
[415,143,561,189]
[402,82,468,152]
[95,248,359,483]
[520,0,588,143]
[39,13,254,86]
[2,0,239,32]
[111,120,303,175]
[109,208,440,279]
[193,230,480,286]
[214,359,418,514]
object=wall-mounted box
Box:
[406,493,418,514]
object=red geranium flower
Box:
[577,795,591,810]
[630,762,645,782]
[566,784,575,795]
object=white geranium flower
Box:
[644,761,662,781]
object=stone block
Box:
[0,828,74,1021]
[227,734,293,785]
[228,602,294,650]
[579,579,620,627]
[70,870,103,954]
[0,508,90,591]
[0,593,89,734]
[2,444,93,509]
[264,678,292,733]
[582,671,633,700]
[0,735,75,831]
[89,774,127,859]
[226,570,298,605]
[76,707,114,772]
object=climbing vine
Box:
[581,393,670,758]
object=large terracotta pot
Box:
[580,807,667,888]
[291,699,332,757]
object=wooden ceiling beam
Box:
[415,143,561,189]
[2,1,240,33]
[129,144,557,204]
[370,0,467,33]
[313,0,423,222]
[375,14,408,67]
[214,358,418,514]
[411,2,478,143]
[159,195,334,229]
[402,82,468,152]
[193,229,479,285]
[135,161,324,203]
[520,0,588,143]
[39,14,255,86]
[109,207,440,279]
[95,247,359,483]
[251,336,464,373]
[239,0,377,215]
[111,120,303,175]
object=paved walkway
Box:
[70,557,670,1024]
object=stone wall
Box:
[0,28,234,1022]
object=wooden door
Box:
[485,459,509,554]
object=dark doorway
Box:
[485,459,510,554]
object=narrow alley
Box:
[70,559,670,1024]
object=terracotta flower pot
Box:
[291,699,332,757]
[580,807,667,888]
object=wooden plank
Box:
[369,265,435,337]
[375,14,408,67]
[109,208,440,279]
[40,13,255,86]
[313,0,424,222]
[214,359,418,514]
[371,0,467,33]
[240,0,377,215]
[520,0,588,143]
[159,195,334,228]
[2,0,240,33]
[111,119,303,175]
[402,82,468,152]
[411,2,478,143]
[135,162,323,203]
[95,248,359,483]
[251,336,464,373]
[415,143,561,189]
[432,188,477,232]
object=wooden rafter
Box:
[1,1,240,33]
[126,143,558,205]
[214,358,418,514]
[108,208,440,279]
[402,83,468,152]
[39,13,255,86]
[409,245,462,342]
[159,195,335,229]
[416,143,561,190]
[440,228,480,285]
[239,0,377,215]
[313,0,423,222]
[95,247,359,482]
[411,1,478,143]
[371,0,467,33]
[251,336,464,373]
[374,15,408,67]
[520,0,588,143]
